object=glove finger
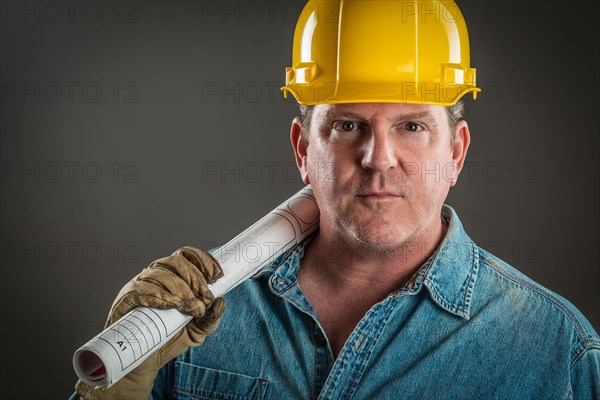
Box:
[106,281,209,327]
[149,254,218,300]
[75,380,97,400]
[172,246,224,284]
[188,297,225,339]
[138,265,215,306]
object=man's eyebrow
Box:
[390,111,439,128]
[391,111,436,122]
[324,109,365,121]
[325,109,438,125]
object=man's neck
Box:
[300,217,447,298]
[297,217,448,357]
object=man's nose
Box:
[360,131,398,172]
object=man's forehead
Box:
[315,102,445,121]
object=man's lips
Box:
[356,192,403,200]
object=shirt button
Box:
[314,332,326,346]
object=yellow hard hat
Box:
[281,0,481,106]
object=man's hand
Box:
[75,246,225,400]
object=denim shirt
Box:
[152,205,599,400]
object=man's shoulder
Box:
[474,246,599,347]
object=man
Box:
[75,1,599,399]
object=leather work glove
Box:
[75,246,225,400]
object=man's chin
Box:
[336,213,410,250]
[349,229,408,253]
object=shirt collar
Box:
[419,204,479,320]
[253,230,316,293]
[256,204,479,320]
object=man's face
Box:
[291,102,470,252]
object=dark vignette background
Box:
[0,1,598,398]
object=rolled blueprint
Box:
[73,185,319,388]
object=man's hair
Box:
[299,100,465,147]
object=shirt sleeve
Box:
[67,391,80,400]
[570,347,600,400]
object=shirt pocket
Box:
[173,361,269,400]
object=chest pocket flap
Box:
[174,361,269,400]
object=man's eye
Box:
[333,120,360,132]
[405,122,423,132]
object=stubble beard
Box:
[333,202,411,257]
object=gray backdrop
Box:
[1,1,598,398]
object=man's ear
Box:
[290,117,310,184]
[449,119,471,187]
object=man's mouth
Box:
[357,192,402,201]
